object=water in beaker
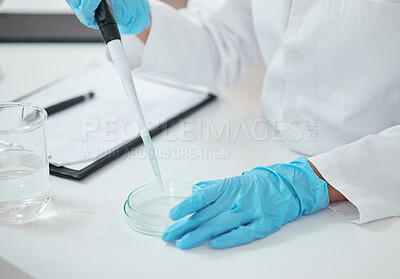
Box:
[0,103,51,224]
[0,150,50,223]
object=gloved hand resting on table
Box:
[162,157,330,249]
[66,0,150,34]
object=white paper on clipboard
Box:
[20,65,211,171]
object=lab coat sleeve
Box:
[123,0,260,93]
[309,125,400,224]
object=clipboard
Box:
[17,66,216,180]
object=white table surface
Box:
[0,42,399,279]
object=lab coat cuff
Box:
[120,34,145,69]
[115,1,169,70]
[139,1,184,82]
[309,154,362,224]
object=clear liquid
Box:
[134,196,186,227]
[142,135,164,192]
[0,150,51,224]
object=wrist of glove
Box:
[66,0,150,34]
[162,157,329,249]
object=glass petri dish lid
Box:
[124,181,197,237]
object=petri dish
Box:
[124,181,197,237]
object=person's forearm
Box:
[308,160,347,203]
[137,25,151,43]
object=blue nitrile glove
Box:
[66,0,150,34]
[162,157,329,249]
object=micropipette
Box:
[94,0,164,190]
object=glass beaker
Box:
[0,103,51,224]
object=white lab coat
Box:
[123,0,400,224]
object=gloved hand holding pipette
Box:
[162,158,330,249]
[67,0,163,189]
[66,0,150,34]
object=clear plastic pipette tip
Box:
[106,39,164,192]
[156,174,164,192]
[142,134,164,192]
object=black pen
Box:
[45,92,95,116]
